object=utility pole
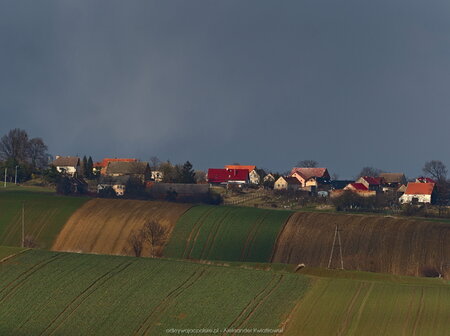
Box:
[327,224,344,270]
[4,167,6,188]
[22,203,25,248]
[15,165,19,184]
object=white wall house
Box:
[399,182,435,204]
[249,170,260,185]
[52,156,80,176]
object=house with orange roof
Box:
[290,167,330,188]
[224,165,260,185]
[399,182,435,204]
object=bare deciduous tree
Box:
[142,220,167,257]
[0,128,29,162]
[296,160,318,168]
[127,230,145,257]
[356,166,383,178]
[27,138,49,169]
[423,160,448,182]
[149,156,161,170]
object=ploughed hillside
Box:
[271,212,450,279]
[52,198,192,256]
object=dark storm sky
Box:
[1,1,449,178]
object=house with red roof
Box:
[290,167,330,188]
[399,182,435,204]
[356,176,383,191]
[224,165,260,184]
[207,168,249,186]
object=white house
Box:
[52,156,80,176]
[399,182,435,204]
[151,170,164,182]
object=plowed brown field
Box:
[52,199,192,256]
[272,212,450,278]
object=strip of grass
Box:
[0,246,26,261]
[0,190,89,249]
[0,249,309,335]
[163,205,293,262]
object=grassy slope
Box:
[163,205,293,262]
[0,246,26,260]
[284,275,450,336]
[0,190,88,249]
[0,249,308,336]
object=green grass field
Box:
[163,205,293,262]
[0,247,448,335]
[0,247,308,335]
[0,190,89,249]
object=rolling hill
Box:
[0,247,448,336]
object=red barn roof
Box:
[404,182,435,195]
[348,183,369,191]
[207,168,249,183]
[361,176,383,185]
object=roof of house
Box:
[404,182,435,195]
[347,183,369,191]
[207,168,249,183]
[94,158,138,168]
[224,165,256,172]
[290,168,329,180]
[416,177,436,184]
[360,176,383,185]
[105,161,149,175]
[397,184,407,193]
[52,156,80,167]
[379,173,406,184]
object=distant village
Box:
[50,155,443,206]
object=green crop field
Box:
[0,248,308,335]
[0,247,448,335]
[163,205,293,262]
[284,274,450,336]
[0,190,89,249]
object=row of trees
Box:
[0,129,50,182]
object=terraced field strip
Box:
[164,205,293,262]
[0,191,88,248]
[283,276,450,336]
[0,249,308,335]
[52,198,192,256]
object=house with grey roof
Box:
[104,161,151,182]
[52,156,80,176]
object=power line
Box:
[327,224,344,270]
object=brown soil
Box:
[271,212,450,279]
[52,199,192,257]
